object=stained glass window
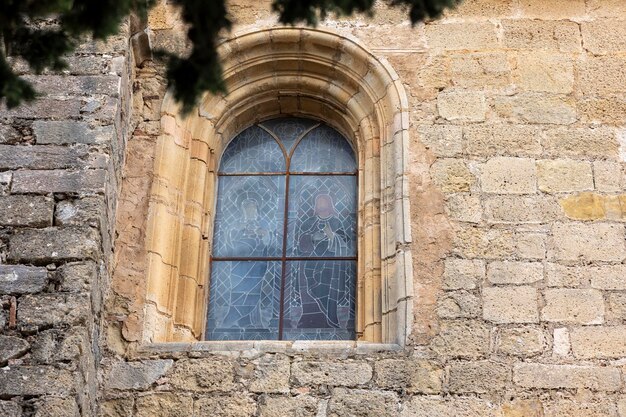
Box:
[206,117,358,341]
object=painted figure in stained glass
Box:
[227,195,275,257]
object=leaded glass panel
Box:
[219,125,286,173]
[290,125,357,172]
[261,117,318,153]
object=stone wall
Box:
[3,0,626,416]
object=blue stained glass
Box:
[290,125,357,172]
[287,176,357,257]
[212,176,285,257]
[261,117,318,153]
[282,260,356,340]
[220,125,285,173]
[206,261,281,340]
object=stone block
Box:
[425,22,498,50]
[54,197,105,227]
[24,75,120,97]
[18,294,90,328]
[544,400,618,417]
[487,261,543,285]
[483,286,538,323]
[594,161,623,192]
[537,159,593,193]
[34,397,80,417]
[545,263,584,287]
[448,361,510,393]
[493,94,576,125]
[0,98,83,120]
[291,361,372,387]
[105,360,173,390]
[445,0,514,17]
[401,396,503,417]
[33,121,114,145]
[11,169,106,194]
[484,195,561,223]
[0,401,21,417]
[518,0,585,18]
[502,20,581,52]
[0,335,29,363]
[56,261,98,293]
[514,363,620,391]
[442,258,485,290]
[431,159,475,193]
[135,394,193,417]
[608,293,626,319]
[587,0,626,17]
[328,388,399,417]
[430,320,490,359]
[0,265,48,294]
[515,232,546,260]
[570,326,626,359]
[194,395,256,417]
[445,193,482,223]
[548,223,626,263]
[553,327,571,356]
[579,95,626,125]
[248,354,290,393]
[542,289,604,324]
[437,90,486,122]
[579,56,626,96]
[582,20,626,54]
[480,157,536,194]
[497,327,545,357]
[543,127,618,159]
[0,366,75,396]
[417,125,463,157]
[453,226,516,259]
[463,125,541,157]
[0,125,21,144]
[8,227,101,264]
[167,359,235,392]
[258,395,319,417]
[31,328,87,364]
[0,195,53,227]
[514,52,574,94]
[375,359,443,393]
[590,265,626,290]
[449,52,511,89]
[436,291,480,319]
[0,144,105,170]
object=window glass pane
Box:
[282,260,356,340]
[290,125,356,172]
[220,125,286,173]
[213,176,285,257]
[287,176,357,257]
[206,261,281,340]
[261,117,318,153]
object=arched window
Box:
[206,117,358,341]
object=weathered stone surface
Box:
[430,320,490,358]
[493,93,576,124]
[448,361,510,393]
[0,195,53,227]
[608,293,626,319]
[167,359,235,392]
[502,20,581,52]
[33,121,114,145]
[401,396,503,417]
[0,366,75,396]
[442,259,484,290]
[11,169,107,194]
[105,360,173,390]
[0,265,48,294]
[514,363,621,391]
[55,197,105,227]
[445,193,482,223]
[437,290,480,319]
[514,52,574,93]
[570,326,626,359]
[258,395,319,417]
[8,227,101,263]
[484,195,561,224]
[31,328,87,364]
[548,223,626,263]
[0,145,105,170]
[545,263,584,287]
[18,294,90,328]
[480,157,536,194]
[100,398,134,417]
[483,286,538,323]
[594,161,623,192]
[553,327,571,356]
[542,289,604,324]
[437,90,486,122]
[417,125,463,157]
[24,75,120,97]
[464,125,541,157]
[34,397,80,417]
[0,335,29,363]
[497,327,545,357]
[558,192,625,221]
[0,125,21,144]
[579,55,626,96]
[519,0,585,18]
[537,160,594,193]
[135,394,193,417]
[0,401,21,417]
[194,395,256,417]
[328,388,399,417]
[425,22,498,50]
[56,261,98,293]
[589,265,626,290]
[375,359,443,393]
[431,159,475,192]
[291,361,372,386]
[487,261,542,285]
[542,127,618,159]
[248,354,290,393]
[543,400,619,417]
[0,98,83,119]
[450,51,511,89]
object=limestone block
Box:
[543,127,618,159]
[514,52,574,94]
[579,56,626,96]
[0,335,29,363]
[1,98,83,119]
[11,169,107,194]
[0,401,21,417]
[553,327,571,356]
[453,226,516,259]
[0,196,53,227]
[194,395,256,417]
[570,326,626,359]
[437,90,486,122]
[483,286,539,323]
[594,161,623,192]
[32,121,113,145]
[0,125,20,144]
[18,294,90,328]
[480,157,536,194]
[431,159,476,192]
[8,227,101,263]
[450,52,511,89]
[0,144,105,170]
[484,195,561,223]
[430,320,490,358]
[437,291,480,319]
[135,394,193,417]
[445,0,513,17]
[543,401,618,417]
[542,289,604,324]
[514,363,620,391]
[548,223,626,262]
[31,328,87,364]
[497,327,545,357]
[487,261,543,285]
[417,125,462,157]
[0,265,48,294]
[104,360,173,390]
[501,400,543,417]
[56,261,98,293]
[401,396,503,417]
[34,397,80,417]
[248,354,290,393]
[608,293,626,319]
[258,395,318,417]
[448,361,510,393]
[518,0,585,18]
[493,94,576,125]
[537,159,593,193]
[24,75,120,97]
[442,258,485,290]
[545,263,585,287]
[582,20,626,54]
[167,359,236,392]
[464,125,541,157]
[502,20,581,52]
[515,233,546,260]
[0,366,75,396]
[590,265,626,290]
[425,22,498,50]
[445,193,482,223]
[291,361,372,386]
[55,197,105,227]
[328,388,399,417]
[579,95,626,125]
[375,359,443,394]
[587,0,626,17]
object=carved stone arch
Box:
[143,27,413,346]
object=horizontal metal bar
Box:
[211,256,357,262]
[218,171,358,176]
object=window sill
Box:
[138,340,403,356]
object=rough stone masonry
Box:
[2,0,626,416]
